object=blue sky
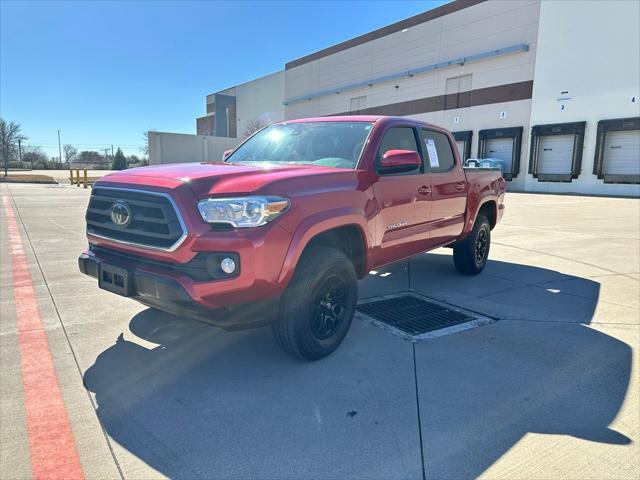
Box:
[1,0,446,157]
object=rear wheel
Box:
[453,215,491,275]
[272,246,357,361]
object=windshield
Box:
[226,121,373,169]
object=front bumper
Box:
[78,251,278,331]
[81,181,296,328]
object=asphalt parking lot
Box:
[1,183,639,480]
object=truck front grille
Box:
[86,187,187,251]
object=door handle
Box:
[455,182,465,191]
[418,185,431,195]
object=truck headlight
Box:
[197,196,289,227]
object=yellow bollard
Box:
[69,168,74,185]
[76,169,80,187]
[83,169,88,189]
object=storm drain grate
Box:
[357,293,493,340]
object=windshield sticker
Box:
[425,138,439,168]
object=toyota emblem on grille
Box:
[110,201,132,226]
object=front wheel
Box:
[453,215,491,275]
[272,246,357,361]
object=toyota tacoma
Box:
[79,116,505,360]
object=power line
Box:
[24,144,142,152]
[26,143,141,147]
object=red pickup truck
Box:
[79,116,505,360]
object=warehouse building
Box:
[197,71,284,142]
[196,0,639,196]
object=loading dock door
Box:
[537,134,574,175]
[530,122,586,182]
[593,117,639,184]
[478,127,523,181]
[485,137,513,174]
[603,130,640,175]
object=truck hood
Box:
[100,162,357,198]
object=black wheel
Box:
[272,246,357,361]
[453,215,491,275]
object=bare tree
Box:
[244,118,268,138]
[140,131,149,156]
[0,118,27,172]
[22,146,49,169]
[140,129,156,157]
[63,144,78,163]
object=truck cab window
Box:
[421,130,456,172]
[376,127,421,172]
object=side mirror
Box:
[380,150,421,173]
[222,149,234,161]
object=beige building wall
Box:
[235,71,285,139]
[194,0,639,196]
[526,0,640,196]
[204,71,285,140]
[148,132,239,165]
[284,0,541,190]
[286,1,539,117]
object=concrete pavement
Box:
[1,183,638,479]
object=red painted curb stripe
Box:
[2,196,85,480]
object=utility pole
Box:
[57,130,62,166]
[111,145,114,157]
[104,148,110,168]
[18,139,23,169]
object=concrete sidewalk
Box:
[5,169,112,182]
[1,183,638,479]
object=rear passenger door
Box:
[421,129,468,247]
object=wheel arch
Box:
[277,210,372,286]
[478,200,497,229]
[460,197,498,241]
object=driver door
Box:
[372,126,433,266]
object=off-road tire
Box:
[273,246,357,361]
[453,215,491,275]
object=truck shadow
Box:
[83,256,632,479]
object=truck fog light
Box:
[220,257,236,274]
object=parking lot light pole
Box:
[57,130,62,166]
